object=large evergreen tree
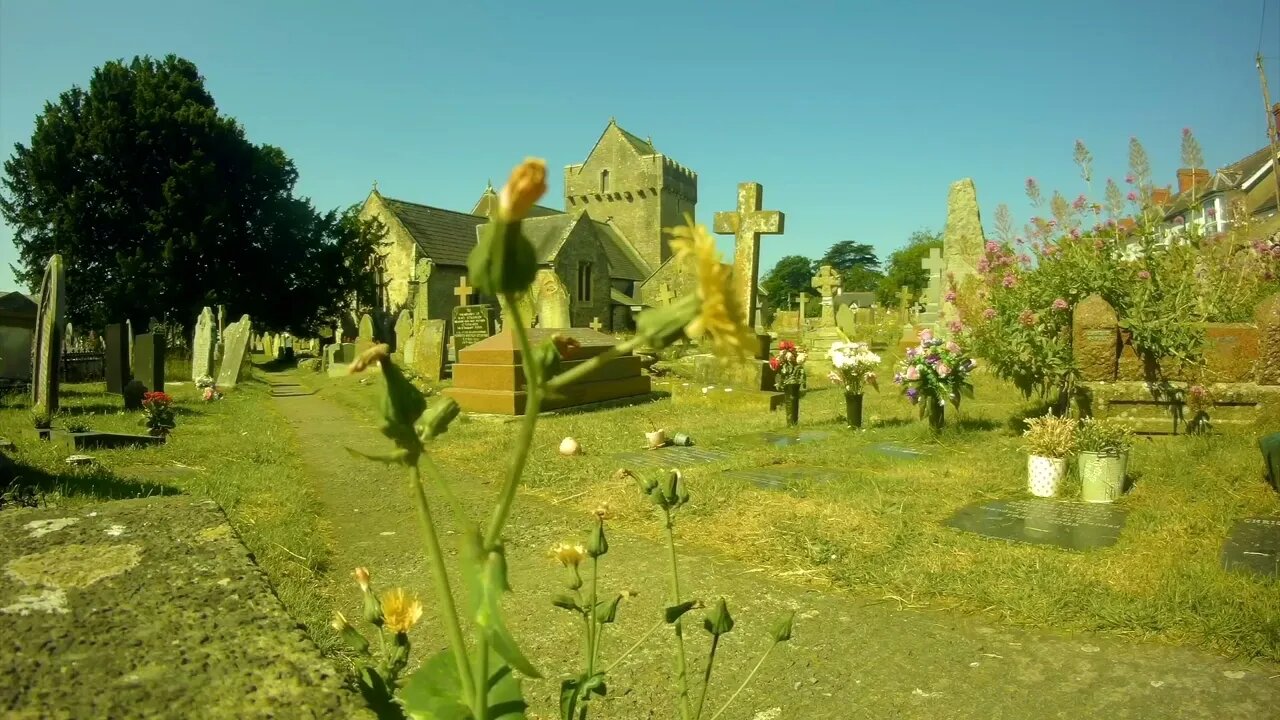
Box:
[817,240,882,293]
[761,255,816,312]
[0,54,381,336]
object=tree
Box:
[842,265,885,293]
[0,54,381,337]
[818,240,880,292]
[876,229,943,305]
[760,255,815,311]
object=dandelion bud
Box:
[595,594,623,624]
[348,344,390,374]
[420,397,460,441]
[497,157,547,222]
[353,567,371,593]
[332,611,370,655]
[661,470,681,505]
[587,520,608,558]
[363,588,384,627]
[769,611,796,643]
[702,597,736,637]
[468,159,545,295]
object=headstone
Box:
[216,315,252,388]
[944,499,1127,551]
[656,283,676,307]
[941,178,986,292]
[215,305,226,358]
[714,182,785,327]
[918,248,945,325]
[394,310,413,355]
[104,323,130,394]
[413,258,434,320]
[1220,517,1280,578]
[810,265,840,326]
[896,286,913,324]
[454,276,474,307]
[191,307,216,381]
[30,255,65,417]
[1255,292,1280,385]
[452,305,495,353]
[62,322,75,353]
[355,314,375,354]
[835,303,857,338]
[613,445,732,472]
[131,334,166,393]
[411,319,447,381]
[125,319,134,369]
[535,273,571,329]
[1073,294,1119,382]
[798,291,808,329]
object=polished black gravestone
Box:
[132,333,166,393]
[741,430,833,448]
[1220,517,1280,578]
[945,499,1127,551]
[614,446,732,471]
[720,465,842,491]
[870,443,928,460]
[104,323,130,394]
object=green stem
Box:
[604,619,665,674]
[587,555,599,675]
[693,634,720,720]
[664,512,694,720]
[544,336,643,392]
[484,296,541,547]
[419,453,472,531]
[407,463,476,704]
[707,643,776,720]
[474,636,489,720]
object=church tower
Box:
[563,119,697,269]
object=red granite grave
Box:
[444,328,651,414]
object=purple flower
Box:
[926,354,940,365]
[893,372,904,385]
[1127,191,1138,202]
[906,347,918,359]
[1125,174,1135,184]
[982,307,997,320]
[1052,298,1069,310]
[906,387,919,404]
[1072,194,1087,211]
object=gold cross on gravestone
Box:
[454,276,474,306]
[589,317,603,332]
[656,283,675,307]
[713,182,784,327]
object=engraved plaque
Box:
[944,499,1128,551]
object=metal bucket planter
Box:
[1079,450,1128,503]
[1027,455,1067,497]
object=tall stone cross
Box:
[896,285,913,323]
[454,276,474,307]
[656,283,675,307]
[713,182,785,327]
[589,317,603,332]
[921,248,945,309]
[798,291,808,332]
[810,265,840,325]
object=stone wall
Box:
[359,194,416,314]
[551,220,613,329]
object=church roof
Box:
[615,124,656,156]
[520,215,578,262]
[380,197,486,267]
[593,222,652,281]
[470,185,562,219]
[0,291,37,315]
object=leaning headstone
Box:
[412,319,447,382]
[1255,292,1280,385]
[355,313,375,354]
[941,178,986,293]
[535,273,571,329]
[132,334,166,393]
[394,311,413,356]
[216,315,252,388]
[30,255,65,417]
[1073,294,1119,382]
[191,307,216,381]
[835,303,857,339]
[452,305,495,353]
[104,323,130,394]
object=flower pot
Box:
[1027,454,1067,497]
[925,399,945,432]
[1079,450,1126,503]
[784,385,801,426]
[845,393,864,429]
[645,429,668,449]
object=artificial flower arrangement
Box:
[893,329,976,430]
[827,341,880,395]
[770,340,807,390]
[196,375,223,402]
[141,391,176,436]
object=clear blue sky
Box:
[1,0,1277,293]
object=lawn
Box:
[319,356,1280,663]
[0,360,339,654]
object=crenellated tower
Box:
[563,118,697,269]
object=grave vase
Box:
[783,385,801,426]
[924,396,945,432]
[844,393,864,429]
[1079,450,1127,503]
[1027,455,1067,497]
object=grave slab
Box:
[613,445,733,471]
[742,430,833,448]
[1220,517,1280,578]
[944,498,1128,551]
[719,465,842,491]
[0,496,369,719]
[51,429,165,451]
[870,442,929,460]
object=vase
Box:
[845,393,864,429]
[1079,449,1126,503]
[925,399,945,432]
[784,385,801,426]
[1027,455,1067,497]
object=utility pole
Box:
[1258,52,1280,218]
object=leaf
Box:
[460,531,543,679]
[345,446,410,465]
[594,594,622,624]
[559,678,583,720]
[665,600,699,624]
[551,593,581,613]
[400,649,528,720]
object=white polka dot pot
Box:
[1027,455,1067,497]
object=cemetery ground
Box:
[1,351,1277,717]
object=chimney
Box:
[1151,186,1172,206]
[1175,169,1209,194]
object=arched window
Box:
[577,262,593,302]
[600,170,609,193]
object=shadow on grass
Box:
[0,452,181,510]
[869,418,913,429]
[954,417,1002,432]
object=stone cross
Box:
[921,248,945,304]
[454,276,474,307]
[896,285,913,323]
[713,182,785,327]
[798,291,808,333]
[656,283,675,307]
[811,265,840,325]
[589,317,603,332]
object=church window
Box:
[600,170,609,193]
[577,262,593,302]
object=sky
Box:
[1,0,1278,293]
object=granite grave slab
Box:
[944,498,1128,551]
[742,430,834,448]
[614,445,732,471]
[1220,517,1280,578]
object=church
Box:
[358,119,705,334]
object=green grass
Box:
[319,362,1280,662]
[0,362,338,654]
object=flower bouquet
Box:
[141,391,176,436]
[770,340,807,426]
[827,341,880,429]
[893,329,976,432]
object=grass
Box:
[0,360,338,654]
[317,357,1280,663]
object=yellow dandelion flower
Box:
[380,588,423,635]
[550,542,587,568]
[666,217,757,359]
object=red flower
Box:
[769,357,780,371]
[778,340,795,352]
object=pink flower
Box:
[905,365,921,381]
[977,258,991,273]
[1052,298,1068,310]
[937,363,951,377]
[1070,228,1081,239]
[1138,270,1151,280]
[944,290,957,303]
[919,329,934,343]
[948,320,964,334]
[982,307,997,320]
[1072,194,1087,211]
[1127,191,1138,202]
[1002,274,1017,288]
[946,340,961,353]
[1125,174,1135,184]
[985,241,999,253]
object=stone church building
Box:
[358,119,704,334]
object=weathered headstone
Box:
[191,307,216,381]
[1256,292,1280,385]
[896,286,913,324]
[798,291,808,330]
[941,178,986,292]
[355,314,375,354]
[216,315,252,388]
[811,265,840,326]
[453,305,495,353]
[30,255,65,417]
[394,310,413,355]
[535,273,571,329]
[104,323,130,394]
[835,303,857,338]
[945,498,1127,551]
[918,248,945,325]
[1073,294,1119,382]
[714,182,785,327]
[412,319,447,381]
[132,334,166,393]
